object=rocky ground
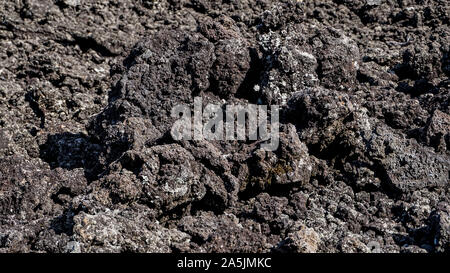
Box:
[0,0,449,253]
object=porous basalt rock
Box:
[0,0,449,253]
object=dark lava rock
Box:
[0,0,448,253]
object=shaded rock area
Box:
[0,0,449,253]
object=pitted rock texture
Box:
[0,0,449,253]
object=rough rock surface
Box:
[0,0,449,253]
